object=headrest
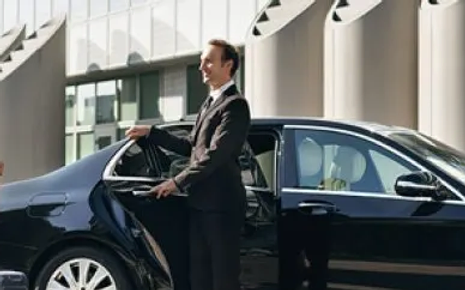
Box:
[297,137,323,176]
[330,146,366,183]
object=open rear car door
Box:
[101,124,281,290]
[101,137,191,290]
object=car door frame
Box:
[100,138,190,289]
[279,124,465,289]
[239,126,283,289]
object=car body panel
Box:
[281,124,465,290]
[2,117,465,289]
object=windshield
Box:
[387,131,465,183]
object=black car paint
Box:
[281,123,465,289]
[0,118,465,289]
[0,140,168,289]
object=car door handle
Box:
[298,202,339,214]
[132,190,153,197]
[132,190,188,197]
[132,184,153,196]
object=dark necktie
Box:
[205,96,213,109]
[200,96,213,116]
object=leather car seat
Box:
[327,146,366,191]
[297,137,324,189]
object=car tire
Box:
[33,246,132,290]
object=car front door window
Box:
[368,149,414,194]
[294,129,422,195]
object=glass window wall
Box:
[77,132,94,159]
[76,83,96,126]
[53,0,68,16]
[96,80,117,124]
[186,64,208,114]
[65,134,75,165]
[36,0,52,29]
[3,0,18,32]
[19,0,34,35]
[70,0,87,21]
[90,0,107,17]
[110,0,127,12]
[118,77,137,121]
[66,86,76,127]
[139,72,160,119]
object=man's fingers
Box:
[151,186,163,199]
[126,131,140,140]
[150,182,173,199]
[156,189,165,199]
[125,129,134,138]
[154,187,170,199]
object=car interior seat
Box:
[297,137,324,189]
[325,146,366,191]
[255,150,275,191]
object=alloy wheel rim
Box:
[45,258,116,290]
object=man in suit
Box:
[126,39,251,290]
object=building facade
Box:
[3,0,465,171]
[0,0,266,165]
[245,0,465,152]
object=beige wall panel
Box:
[0,16,66,183]
[324,0,418,129]
[419,0,465,151]
[245,0,332,118]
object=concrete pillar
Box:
[0,25,25,62]
[0,16,66,183]
[419,0,465,151]
[244,0,332,118]
[324,0,419,129]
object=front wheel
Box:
[33,246,132,290]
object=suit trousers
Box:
[189,207,244,290]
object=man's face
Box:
[199,45,232,88]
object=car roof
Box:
[173,114,413,135]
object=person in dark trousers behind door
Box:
[126,39,251,290]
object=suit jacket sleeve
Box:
[173,98,251,190]
[147,126,193,157]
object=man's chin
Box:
[202,78,210,84]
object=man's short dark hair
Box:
[208,39,240,77]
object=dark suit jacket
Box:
[147,84,251,212]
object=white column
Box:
[0,16,66,183]
[324,0,419,129]
[419,0,465,151]
[245,0,332,118]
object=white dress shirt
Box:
[209,79,235,105]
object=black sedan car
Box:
[1,117,465,290]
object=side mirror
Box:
[394,171,444,200]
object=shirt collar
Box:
[209,79,235,102]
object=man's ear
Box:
[224,59,233,71]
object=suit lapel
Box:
[193,84,238,143]
[194,96,212,129]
